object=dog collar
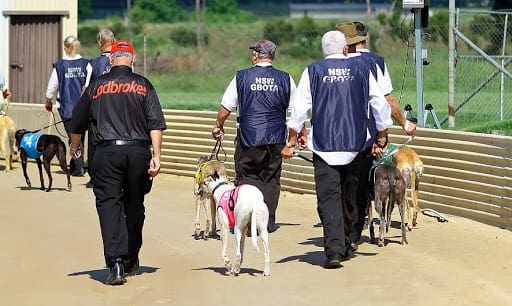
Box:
[211,181,229,195]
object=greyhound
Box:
[0,115,17,171]
[368,162,408,247]
[203,160,270,276]
[15,129,71,192]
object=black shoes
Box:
[124,258,139,277]
[71,169,85,177]
[105,261,126,285]
[324,253,342,269]
[85,180,94,188]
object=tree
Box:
[78,0,90,21]
[130,0,188,23]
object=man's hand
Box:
[45,99,53,112]
[281,143,295,159]
[2,89,11,100]
[148,157,161,177]
[212,126,224,141]
[404,120,417,136]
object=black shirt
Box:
[71,65,166,146]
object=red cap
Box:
[111,39,134,55]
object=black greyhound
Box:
[15,129,71,192]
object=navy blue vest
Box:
[360,52,386,76]
[90,52,111,81]
[308,58,371,152]
[236,66,291,147]
[54,58,89,119]
[360,52,386,149]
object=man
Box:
[336,21,417,136]
[69,39,166,285]
[335,22,416,248]
[45,35,92,176]
[212,39,296,233]
[281,31,392,269]
[0,72,11,115]
[84,28,116,188]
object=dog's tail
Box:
[250,208,259,253]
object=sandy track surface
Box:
[1,165,511,306]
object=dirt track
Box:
[1,165,511,306]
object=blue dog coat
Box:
[20,133,43,159]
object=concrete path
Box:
[1,165,511,306]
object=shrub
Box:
[170,27,209,47]
[263,18,294,44]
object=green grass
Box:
[79,18,511,136]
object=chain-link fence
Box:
[451,9,512,130]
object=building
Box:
[0,0,77,130]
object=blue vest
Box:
[308,58,371,152]
[90,52,111,81]
[20,133,42,159]
[360,53,386,149]
[360,52,386,76]
[54,58,89,119]
[236,66,291,147]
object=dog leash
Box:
[382,136,414,158]
[31,112,69,136]
[210,131,227,163]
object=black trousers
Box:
[234,139,284,228]
[91,144,153,267]
[348,148,374,244]
[87,133,96,179]
[63,119,85,173]
[313,152,365,258]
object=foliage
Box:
[283,16,327,59]
[78,0,90,22]
[263,18,294,44]
[427,10,449,44]
[130,0,189,23]
[205,0,255,23]
[78,17,129,45]
[170,26,209,47]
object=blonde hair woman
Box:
[44,35,92,176]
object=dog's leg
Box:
[400,167,413,231]
[42,158,53,192]
[1,132,12,172]
[210,197,217,238]
[19,150,31,188]
[57,143,71,192]
[412,173,420,227]
[201,196,210,239]
[194,193,202,237]
[260,228,270,276]
[398,198,408,245]
[376,198,385,247]
[204,198,211,240]
[35,158,46,191]
[217,208,231,274]
[368,200,375,243]
[257,208,270,276]
[232,224,246,276]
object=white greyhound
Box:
[204,164,270,276]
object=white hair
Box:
[321,31,347,57]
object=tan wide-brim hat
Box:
[335,22,367,45]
